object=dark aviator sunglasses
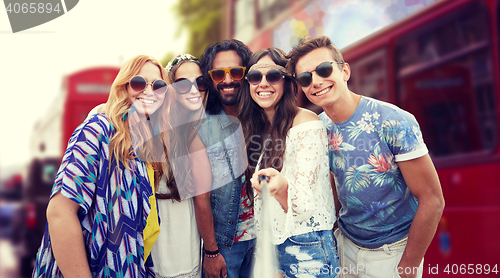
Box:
[295,61,344,87]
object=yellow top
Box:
[143,164,160,261]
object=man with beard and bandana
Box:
[194,40,254,278]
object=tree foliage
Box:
[160,52,175,69]
[174,0,223,59]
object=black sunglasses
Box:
[245,69,284,86]
[295,61,344,87]
[173,76,207,94]
[129,75,168,94]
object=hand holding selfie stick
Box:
[253,175,278,277]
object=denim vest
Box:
[197,110,248,248]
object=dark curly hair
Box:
[200,39,252,115]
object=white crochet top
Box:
[254,120,336,245]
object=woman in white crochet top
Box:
[239,48,339,278]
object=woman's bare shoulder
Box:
[292,108,320,127]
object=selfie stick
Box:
[255,175,277,277]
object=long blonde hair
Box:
[104,55,172,190]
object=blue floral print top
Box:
[320,96,428,249]
[32,114,156,277]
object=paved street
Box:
[0,239,19,278]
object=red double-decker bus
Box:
[29,66,120,160]
[338,2,500,275]
[60,67,120,153]
[18,66,119,276]
[234,0,500,276]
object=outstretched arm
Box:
[47,192,92,278]
[190,135,227,278]
[251,110,326,215]
[252,168,289,211]
[397,154,445,278]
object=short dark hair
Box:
[200,39,252,114]
[286,36,344,76]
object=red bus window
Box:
[348,48,389,102]
[396,2,497,158]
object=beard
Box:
[216,82,241,106]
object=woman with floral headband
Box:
[32,55,170,277]
[150,53,211,278]
[240,48,339,277]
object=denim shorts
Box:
[277,230,339,278]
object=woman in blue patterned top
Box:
[32,55,170,277]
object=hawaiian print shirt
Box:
[234,175,255,242]
[320,96,428,249]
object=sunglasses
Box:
[173,76,207,94]
[245,69,284,86]
[129,75,168,94]
[208,66,246,83]
[295,61,344,87]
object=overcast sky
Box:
[0,0,187,173]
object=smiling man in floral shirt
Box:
[286,36,445,278]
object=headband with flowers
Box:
[165,53,199,73]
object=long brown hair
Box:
[104,55,171,190]
[239,48,298,172]
[164,54,207,201]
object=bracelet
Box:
[203,247,220,255]
[204,252,220,258]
